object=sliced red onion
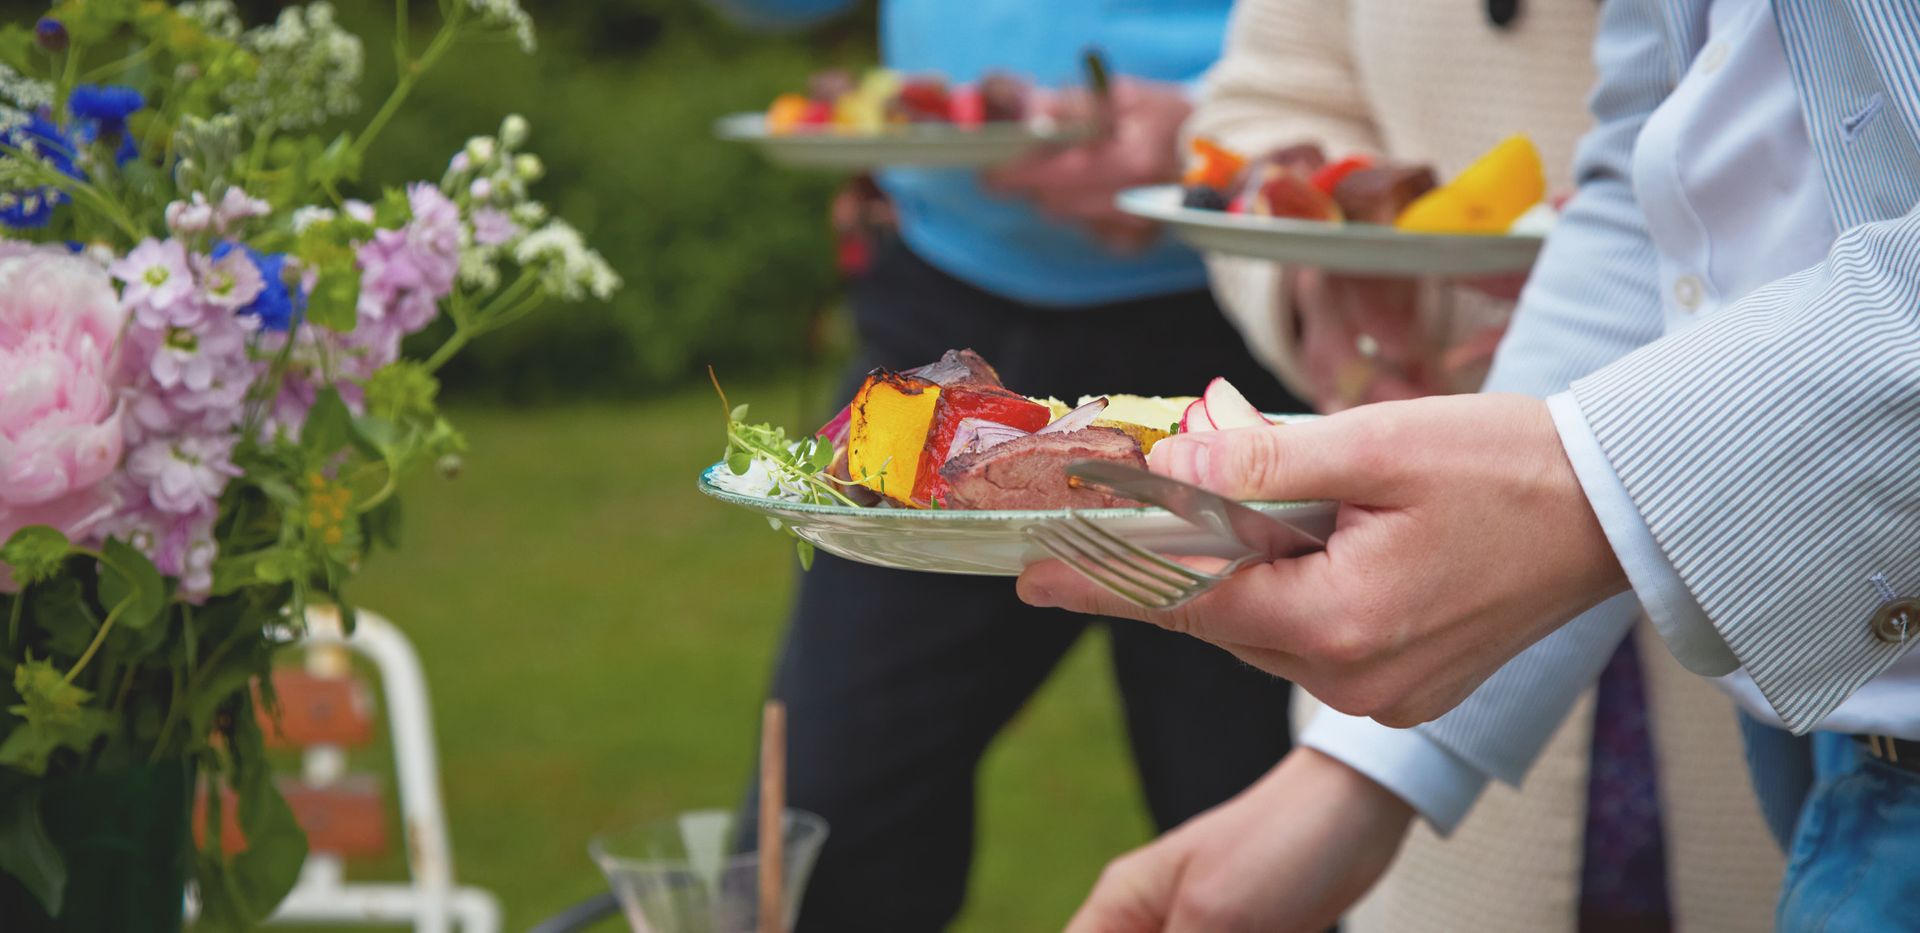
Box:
[1037,396,1109,435]
[947,418,1030,460]
[817,404,852,445]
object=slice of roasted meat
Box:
[939,427,1145,510]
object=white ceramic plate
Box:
[697,415,1335,576]
[714,112,1088,170]
[1118,184,1545,276]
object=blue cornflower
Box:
[212,241,306,332]
[0,112,80,229]
[68,84,144,166]
[34,18,68,53]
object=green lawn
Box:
[338,378,1157,931]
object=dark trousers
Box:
[754,242,1306,931]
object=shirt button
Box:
[1673,275,1705,311]
[1698,43,1730,75]
[1871,598,1920,644]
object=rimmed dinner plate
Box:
[714,112,1089,170]
[697,416,1336,576]
[1117,184,1545,276]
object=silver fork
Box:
[1022,460,1332,611]
[1024,513,1269,611]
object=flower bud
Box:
[470,178,494,201]
[464,136,497,166]
[500,114,530,148]
[34,18,68,53]
[514,154,544,182]
[436,453,465,479]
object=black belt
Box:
[1852,734,1920,776]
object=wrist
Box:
[1283,747,1417,825]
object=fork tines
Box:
[1024,513,1217,611]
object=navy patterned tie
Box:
[1578,633,1673,932]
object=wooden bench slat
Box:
[256,671,376,749]
[194,775,390,859]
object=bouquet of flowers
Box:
[0,1,617,928]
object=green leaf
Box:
[31,580,94,659]
[794,539,815,572]
[0,785,64,917]
[210,548,297,596]
[1,527,70,586]
[726,452,752,475]
[304,266,361,332]
[1,660,114,773]
[98,538,168,632]
[301,388,355,456]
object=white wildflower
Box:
[467,0,537,54]
[0,64,53,112]
[291,205,337,233]
[176,0,244,40]
[464,136,498,167]
[226,3,365,131]
[458,248,501,291]
[514,219,621,302]
[499,114,530,148]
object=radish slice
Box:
[1201,377,1272,429]
[1180,397,1217,433]
[817,404,853,444]
[947,418,1030,460]
[1038,397,1109,435]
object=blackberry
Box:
[1181,186,1229,211]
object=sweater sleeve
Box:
[1186,0,1387,397]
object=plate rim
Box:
[1114,183,1546,249]
[712,111,1090,146]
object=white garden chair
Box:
[198,606,501,932]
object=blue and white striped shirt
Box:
[1309,0,1920,827]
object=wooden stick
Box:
[758,700,787,933]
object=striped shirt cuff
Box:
[1302,708,1485,835]
[1549,391,1738,675]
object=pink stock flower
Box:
[110,239,194,318]
[0,253,128,549]
[471,207,518,247]
[195,248,266,310]
[164,193,214,236]
[213,187,271,232]
[125,435,241,515]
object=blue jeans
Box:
[1771,732,1920,930]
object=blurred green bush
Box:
[336,0,873,401]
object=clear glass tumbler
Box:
[590,809,829,933]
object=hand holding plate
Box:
[1017,393,1628,726]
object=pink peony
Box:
[0,253,128,547]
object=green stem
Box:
[0,142,145,240]
[7,589,24,650]
[421,326,470,373]
[82,43,158,83]
[62,602,124,685]
[395,0,411,68]
[149,665,183,763]
[53,40,84,118]
[350,16,463,166]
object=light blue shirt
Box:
[1308,0,1908,827]
[708,0,1230,306]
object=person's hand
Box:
[981,78,1191,253]
[1292,268,1427,411]
[1292,269,1514,412]
[1017,394,1628,726]
[1065,748,1414,933]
